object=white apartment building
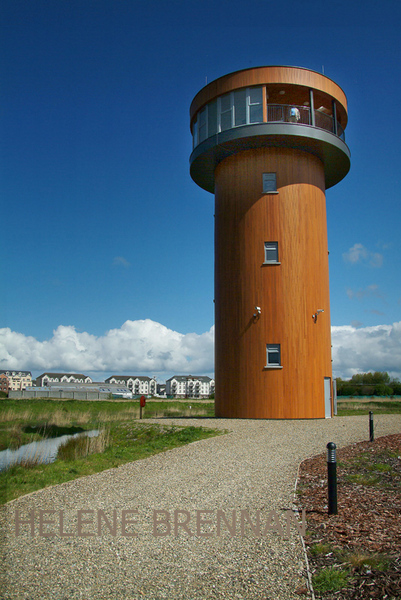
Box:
[0,370,32,391]
[105,375,157,396]
[36,373,93,387]
[165,375,215,398]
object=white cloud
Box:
[346,283,383,300]
[113,256,130,267]
[331,321,401,380]
[2,319,401,383]
[343,243,383,268]
[0,320,214,376]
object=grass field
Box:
[0,398,219,504]
[336,397,401,416]
[0,398,215,450]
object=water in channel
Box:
[0,430,100,471]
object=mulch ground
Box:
[296,433,401,599]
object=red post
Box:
[139,395,146,419]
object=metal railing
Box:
[267,104,345,140]
[267,104,311,125]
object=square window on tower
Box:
[264,242,280,264]
[262,173,278,193]
[266,344,282,367]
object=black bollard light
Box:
[327,442,337,515]
[369,411,374,442]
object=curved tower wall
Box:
[189,66,350,419]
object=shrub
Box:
[374,384,393,396]
[312,568,349,593]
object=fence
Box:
[9,390,115,400]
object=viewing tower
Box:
[189,66,350,418]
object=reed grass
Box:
[0,399,214,428]
[337,399,401,416]
[57,430,110,461]
[18,453,43,469]
[0,399,214,454]
[1,408,34,423]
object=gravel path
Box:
[1,415,400,600]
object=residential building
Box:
[36,373,93,387]
[157,383,166,397]
[166,375,215,398]
[0,373,10,393]
[0,370,32,391]
[105,375,157,396]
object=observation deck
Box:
[189,66,351,192]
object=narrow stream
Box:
[0,430,99,471]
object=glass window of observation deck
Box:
[220,93,233,131]
[249,87,263,123]
[198,107,207,143]
[208,100,217,137]
[234,89,246,126]
[192,86,265,148]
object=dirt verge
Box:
[296,433,401,599]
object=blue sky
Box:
[1,0,401,381]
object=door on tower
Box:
[324,377,332,418]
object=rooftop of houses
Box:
[105,375,155,382]
[37,372,90,379]
[166,375,213,382]
[0,370,32,377]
